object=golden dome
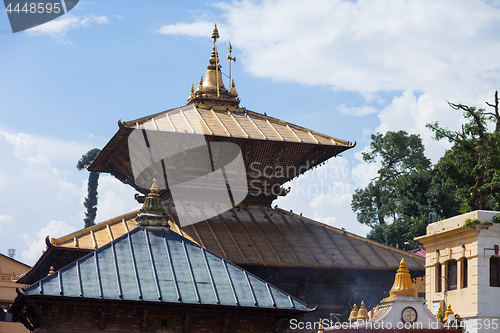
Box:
[187,24,240,111]
[389,258,417,298]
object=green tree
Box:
[426,91,500,211]
[366,168,460,250]
[77,148,101,228]
[351,130,431,226]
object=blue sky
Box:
[2,0,500,266]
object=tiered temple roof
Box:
[50,204,423,270]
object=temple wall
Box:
[27,301,291,333]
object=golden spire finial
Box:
[212,23,219,41]
[444,304,454,321]
[189,84,195,100]
[229,79,238,97]
[389,258,417,297]
[348,304,358,322]
[188,25,241,111]
[212,23,220,98]
[356,301,369,321]
[48,266,55,275]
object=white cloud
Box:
[159,0,500,96]
[25,14,109,44]
[56,180,81,201]
[275,156,377,236]
[0,215,13,232]
[0,129,141,265]
[338,104,378,116]
[157,21,217,37]
[159,0,500,165]
[21,220,75,264]
[81,15,107,27]
[92,175,141,223]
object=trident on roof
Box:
[228,41,236,88]
[212,24,220,98]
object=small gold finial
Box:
[435,305,442,319]
[348,304,358,322]
[444,304,454,321]
[196,76,204,93]
[189,84,195,100]
[389,258,417,298]
[356,301,369,321]
[48,266,55,275]
[212,23,219,41]
[148,179,159,197]
[229,80,238,97]
[317,319,324,333]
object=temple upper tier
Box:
[89,25,355,206]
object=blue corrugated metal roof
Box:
[23,227,311,311]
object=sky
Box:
[2,0,500,266]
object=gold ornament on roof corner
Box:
[189,84,195,100]
[48,266,55,275]
[348,303,358,322]
[389,258,417,298]
[196,76,204,93]
[230,80,238,98]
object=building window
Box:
[437,263,442,292]
[490,257,500,287]
[462,258,468,288]
[448,260,457,290]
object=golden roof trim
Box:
[54,210,141,246]
[121,106,354,147]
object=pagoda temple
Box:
[15,25,425,323]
